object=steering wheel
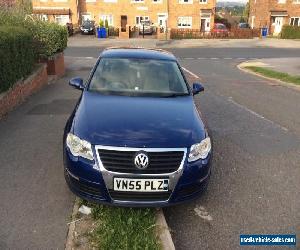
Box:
[107,81,128,90]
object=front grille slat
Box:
[98,149,185,174]
[109,190,172,202]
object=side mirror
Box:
[192,82,204,95]
[69,77,84,90]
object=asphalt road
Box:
[0,44,299,249]
[65,46,300,59]
[164,57,300,249]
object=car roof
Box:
[100,48,177,61]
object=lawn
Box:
[245,66,300,86]
[80,200,161,250]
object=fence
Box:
[108,27,119,37]
[170,28,261,39]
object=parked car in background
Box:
[80,21,96,35]
[64,48,212,207]
[212,23,229,35]
[238,23,250,29]
[66,23,74,36]
[138,20,153,35]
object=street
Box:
[0,39,299,249]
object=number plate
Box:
[113,178,169,192]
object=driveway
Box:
[0,57,95,249]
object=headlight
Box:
[66,133,94,161]
[188,137,211,162]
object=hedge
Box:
[0,26,35,93]
[0,9,68,58]
[281,25,300,39]
[24,20,68,59]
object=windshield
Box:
[216,24,226,29]
[88,58,190,97]
[82,21,94,27]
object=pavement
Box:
[241,57,300,76]
[1,36,300,249]
[0,59,89,249]
[68,34,300,48]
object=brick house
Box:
[32,0,79,24]
[31,0,215,31]
[249,0,300,35]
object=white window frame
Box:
[100,14,114,26]
[177,16,192,28]
[199,0,207,3]
[251,15,255,28]
[290,17,300,26]
[135,16,149,25]
[36,14,48,21]
[54,15,70,25]
[179,0,193,4]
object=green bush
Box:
[24,20,68,58]
[0,9,68,58]
[281,25,300,39]
[0,26,35,93]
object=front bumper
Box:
[64,147,212,207]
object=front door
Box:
[121,15,127,32]
[200,18,210,32]
[274,17,283,34]
[158,14,167,30]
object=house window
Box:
[55,15,70,25]
[136,16,149,24]
[153,0,162,3]
[179,0,193,3]
[251,16,255,28]
[177,16,192,28]
[290,17,300,26]
[271,16,276,25]
[82,13,92,22]
[100,14,113,26]
[199,0,207,3]
[35,14,48,21]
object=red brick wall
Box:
[249,0,300,30]
[0,64,48,118]
[46,52,65,77]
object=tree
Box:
[243,1,250,19]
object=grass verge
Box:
[245,66,300,86]
[80,200,160,250]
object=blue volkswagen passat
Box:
[64,48,212,207]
